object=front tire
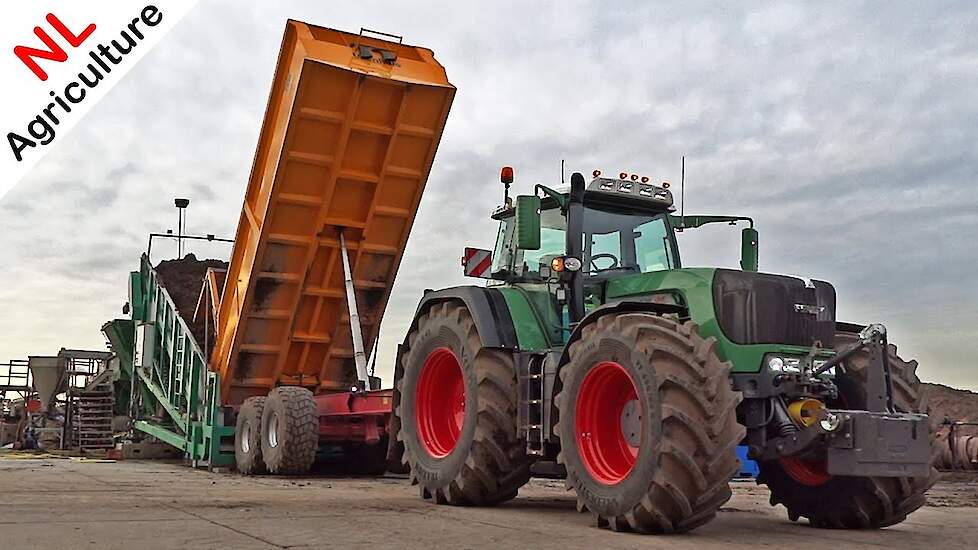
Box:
[758,332,939,528]
[555,313,744,534]
[395,301,530,505]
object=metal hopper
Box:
[27,356,66,412]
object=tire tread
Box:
[395,302,531,505]
[556,314,744,534]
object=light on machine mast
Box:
[174,198,190,259]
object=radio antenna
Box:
[680,155,686,218]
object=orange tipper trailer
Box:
[214,21,455,472]
[213,21,454,404]
[117,21,454,471]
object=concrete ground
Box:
[1,456,975,549]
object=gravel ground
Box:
[0,456,975,549]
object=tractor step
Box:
[518,354,546,456]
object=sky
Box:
[1,1,976,390]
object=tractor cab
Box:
[481,169,758,286]
[488,176,678,283]
[474,169,761,336]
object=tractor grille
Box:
[712,269,836,348]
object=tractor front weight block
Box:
[825,410,931,478]
[753,326,931,478]
[760,408,931,478]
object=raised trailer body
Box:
[212,21,454,405]
[117,20,453,469]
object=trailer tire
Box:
[260,386,319,475]
[395,301,530,505]
[758,333,939,528]
[235,397,266,475]
[555,313,744,534]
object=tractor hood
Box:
[712,269,836,348]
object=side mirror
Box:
[514,195,541,250]
[462,247,493,279]
[741,227,759,272]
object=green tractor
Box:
[390,168,937,534]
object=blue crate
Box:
[736,445,759,478]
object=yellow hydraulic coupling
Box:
[787,398,824,428]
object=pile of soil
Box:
[923,383,978,433]
[154,254,228,351]
[923,383,978,469]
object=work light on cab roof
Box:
[589,171,674,207]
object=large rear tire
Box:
[555,313,744,534]
[235,397,266,475]
[260,386,319,475]
[758,332,939,528]
[395,301,530,505]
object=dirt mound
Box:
[923,383,978,430]
[923,383,978,470]
[155,254,228,351]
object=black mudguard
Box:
[409,286,519,349]
[557,300,685,369]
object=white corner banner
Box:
[0,1,199,201]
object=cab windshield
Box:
[492,206,675,278]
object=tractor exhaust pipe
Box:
[566,172,586,324]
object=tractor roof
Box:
[492,177,674,219]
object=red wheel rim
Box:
[778,392,844,487]
[415,347,465,458]
[779,457,831,486]
[575,361,641,485]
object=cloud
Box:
[1,1,976,390]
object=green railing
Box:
[106,254,233,467]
